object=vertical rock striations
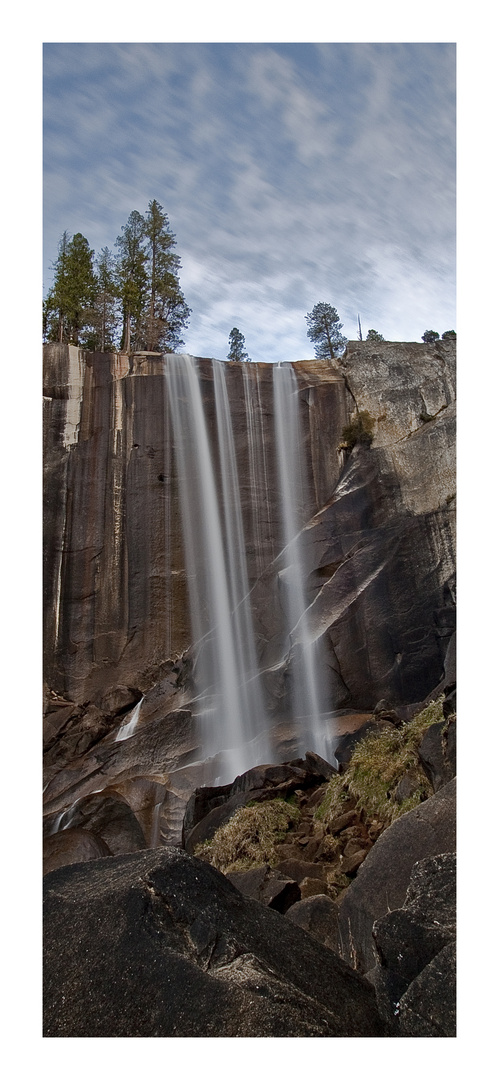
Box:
[43,341,455,847]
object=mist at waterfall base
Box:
[166,355,335,785]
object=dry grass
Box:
[195,798,300,874]
[316,697,447,830]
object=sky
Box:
[43,42,456,363]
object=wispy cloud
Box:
[44,43,456,360]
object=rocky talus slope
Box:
[44,698,456,1036]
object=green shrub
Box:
[340,410,375,452]
[195,798,300,873]
[316,697,447,831]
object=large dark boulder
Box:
[43,847,385,1037]
[398,942,456,1036]
[371,853,456,1036]
[334,778,456,973]
[417,718,456,792]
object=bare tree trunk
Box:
[123,312,131,353]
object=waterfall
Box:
[166,355,332,783]
[166,356,270,782]
[272,363,331,760]
[242,365,275,576]
[115,697,143,742]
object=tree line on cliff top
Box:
[43,200,191,353]
[44,200,455,357]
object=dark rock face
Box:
[418,718,456,792]
[286,894,340,951]
[183,758,334,854]
[43,791,147,863]
[334,778,456,973]
[43,342,455,853]
[397,942,456,1036]
[43,847,385,1038]
[43,828,111,876]
[227,865,301,913]
[371,853,456,1036]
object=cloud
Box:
[43,43,455,361]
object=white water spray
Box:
[166,356,270,781]
[273,363,331,759]
[115,697,143,742]
[242,365,274,576]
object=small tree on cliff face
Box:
[366,329,385,342]
[442,330,456,339]
[305,303,347,359]
[227,328,250,362]
[422,330,440,343]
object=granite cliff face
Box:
[43,340,455,850]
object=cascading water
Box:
[242,365,275,577]
[166,355,333,783]
[272,363,331,760]
[115,697,143,742]
[166,356,270,782]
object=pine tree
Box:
[43,231,96,345]
[85,247,120,351]
[44,201,191,353]
[227,327,250,362]
[422,330,440,343]
[143,199,191,352]
[115,211,148,352]
[366,329,385,342]
[44,230,71,343]
[65,233,97,345]
[305,303,347,359]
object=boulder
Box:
[182,758,326,854]
[299,877,329,899]
[398,942,456,1037]
[371,853,456,1036]
[286,894,340,951]
[274,857,328,884]
[304,751,338,781]
[43,828,111,875]
[226,865,301,912]
[418,718,456,792]
[334,722,378,769]
[43,847,385,1037]
[183,791,250,854]
[334,778,456,973]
